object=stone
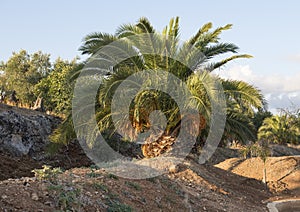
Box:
[1,194,8,199]
[0,108,60,157]
[31,192,39,201]
[168,164,178,173]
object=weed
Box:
[58,188,81,211]
[106,200,132,212]
[107,173,119,180]
[32,165,62,183]
[102,190,132,212]
[107,192,119,200]
[48,184,82,211]
[170,183,185,197]
[47,184,63,191]
[93,182,108,192]
[87,170,101,178]
[125,181,141,191]
[90,164,100,169]
[166,196,176,204]
[146,177,156,183]
[86,165,101,178]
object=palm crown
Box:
[55,17,265,158]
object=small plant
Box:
[107,173,119,180]
[106,200,132,212]
[58,188,82,211]
[170,183,185,197]
[47,184,63,191]
[146,177,156,183]
[93,182,108,192]
[32,165,63,183]
[87,169,101,178]
[105,193,131,212]
[48,184,82,211]
[90,164,100,169]
[240,140,270,185]
[125,181,141,191]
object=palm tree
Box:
[221,79,265,144]
[241,140,270,186]
[54,17,264,158]
[258,110,300,145]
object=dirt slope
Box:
[0,158,271,211]
[215,156,300,197]
[0,103,298,211]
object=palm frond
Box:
[222,79,265,112]
[136,17,156,34]
[203,43,239,59]
[208,54,253,71]
[188,22,212,46]
[115,23,138,38]
[79,32,117,55]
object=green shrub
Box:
[32,165,62,183]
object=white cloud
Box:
[288,54,300,63]
[215,65,300,112]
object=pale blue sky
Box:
[1,0,300,111]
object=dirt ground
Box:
[215,156,300,198]
[0,141,93,181]
[0,153,271,211]
[1,149,299,212]
[0,104,299,211]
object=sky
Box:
[1,0,299,113]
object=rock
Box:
[31,192,39,201]
[44,201,52,206]
[1,194,7,199]
[168,164,178,173]
[0,108,60,156]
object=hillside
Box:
[0,103,299,211]
[215,156,300,197]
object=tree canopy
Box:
[0,50,51,105]
[258,108,300,145]
[52,17,265,157]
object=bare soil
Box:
[215,156,300,199]
[0,154,271,211]
[0,104,299,211]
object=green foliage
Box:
[146,177,156,183]
[86,166,101,178]
[252,109,273,132]
[93,182,132,212]
[104,192,132,212]
[50,114,76,145]
[34,58,79,113]
[107,173,119,180]
[218,79,265,144]
[107,201,132,212]
[241,140,270,184]
[240,141,270,162]
[0,50,51,105]
[55,17,264,153]
[48,184,82,211]
[93,182,109,192]
[258,108,300,145]
[125,181,141,191]
[32,165,63,183]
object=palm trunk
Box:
[262,162,267,188]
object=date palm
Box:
[258,110,300,145]
[54,17,264,158]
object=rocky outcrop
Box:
[0,106,60,156]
